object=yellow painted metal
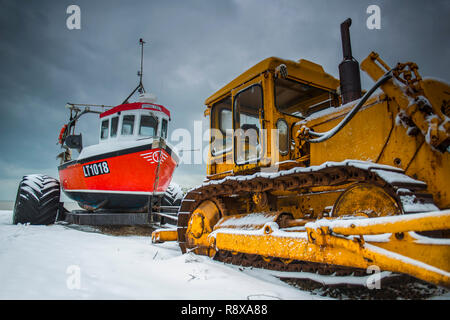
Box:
[333,183,401,218]
[305,97,393,165]
[372,232,450,274]
[406,142,450,209]
[360,52,450,209]
[326,210,450,236]
[185,200,221,257]
[210,210,450,287]
[213,228,450,287]
[306,228,450,288]
[361,53,449,152]
[151,229,177,243]
[213,226,366,272]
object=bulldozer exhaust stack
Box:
[339,18,362,104]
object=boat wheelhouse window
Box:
[110,116,119,138]
[121,115,135,135]
[210,96,232,156]
[100,119,109,140]
[161,118,168,139]
[139,115,158,137]
[274,78,338,118]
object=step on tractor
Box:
[153,19,450,288]
[13,39,183,227]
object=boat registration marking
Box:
[83,161,110,178]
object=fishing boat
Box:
[57,39,179,211]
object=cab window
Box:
[277,119,289,155]
[121,115,135,135]
[139,115,158,136]
[100,119,109,140]
[110,116,119,138]
[274,78,337,117]
[161,118,168,139]
[234,85,263,164]
[210,96,232,155]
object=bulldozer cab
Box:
[206,57,340,178]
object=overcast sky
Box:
[0,0,449,200]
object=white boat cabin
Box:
[98,93,170,143]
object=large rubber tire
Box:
[161,182,184,207]
[13,174,61,225]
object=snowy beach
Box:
[0,210,319,300]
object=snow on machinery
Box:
[153,19,450,288]
[13,39,183,227]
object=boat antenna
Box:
[122,38,147,104]
[138,38,146,94]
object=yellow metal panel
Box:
[211,214,450,287]
[372,232,450,273]
[151,229,178,243]
[329,210,450,236]
[309,99,393,165]
[405,139,450,209]
[213,226,450,287]
[213,229,370,269]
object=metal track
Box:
[176,160,436,264]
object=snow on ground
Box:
[0,210,320,300]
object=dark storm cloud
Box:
[0,0,449,199]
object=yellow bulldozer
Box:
[153,18,450,288]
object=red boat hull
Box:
[58,142,178,210]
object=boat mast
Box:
[122,38,147,104]
[138,38,146,94]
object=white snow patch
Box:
[399,194,439,213]
[0,210,317,300]
[252,268,393,286]
[210,223,309,240]
[371,169,426,185]
[217,213,276,229]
